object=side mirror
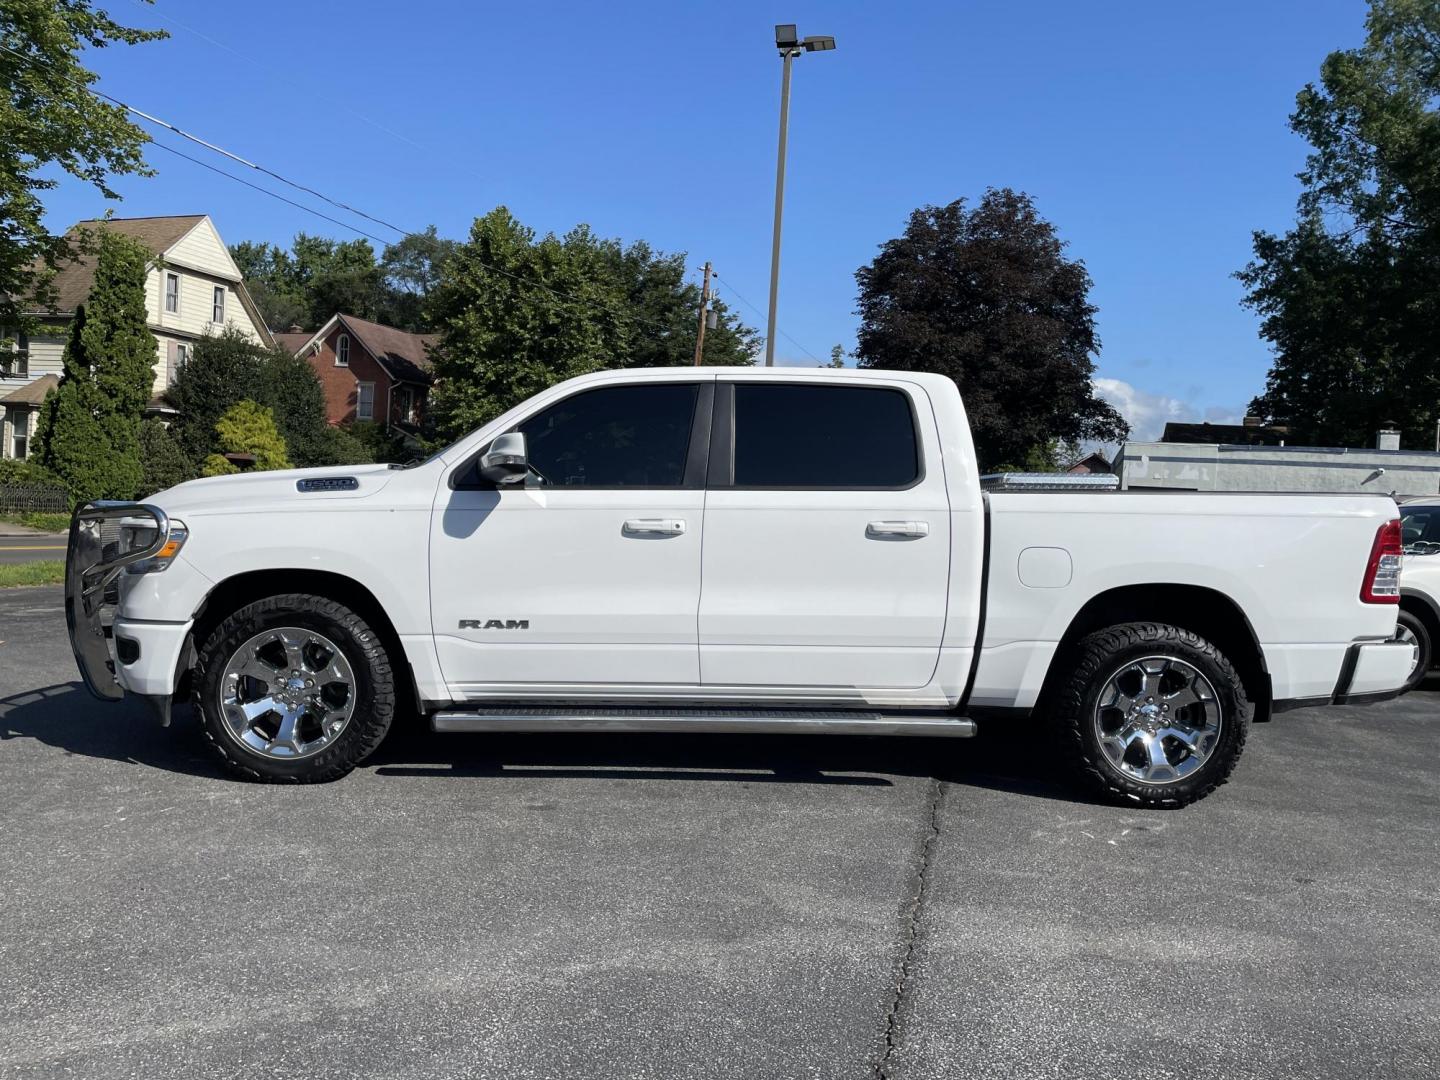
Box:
[479,432,529,484]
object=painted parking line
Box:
[0,545,65,552]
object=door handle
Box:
[866,520,929,539]
[623,518,687,537]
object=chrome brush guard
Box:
[64,501,172,701]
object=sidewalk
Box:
[0,522,65,538]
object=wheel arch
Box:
[1038,583,1271,723]
[182,568,419,713]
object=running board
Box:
[431,707,976,738]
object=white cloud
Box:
[1092,377,1242,443]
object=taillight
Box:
[1360,518,1402,603]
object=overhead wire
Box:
[4,39,817,350]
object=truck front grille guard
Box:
[64,501,172,702]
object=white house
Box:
[1,215,273,460]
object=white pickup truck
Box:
[66,367,1412,807]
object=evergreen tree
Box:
[86,228,155,496]
[32,307,110,500]
[139,419,195,495]
[32,229,156,499]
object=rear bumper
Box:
[1273,638,1412,712]
[1334,639,1412,704]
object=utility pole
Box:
[693,261,712,366]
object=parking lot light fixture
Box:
[765,23,836,366]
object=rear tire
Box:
[193,593,395,783]
[1048,621,1250,808]
[1395,609,1431,693]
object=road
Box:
[1,584,1437,1079]
[0,534,64,565]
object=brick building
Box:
[277,314,435,431]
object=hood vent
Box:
[297,476,359,493]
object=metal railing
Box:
[0,483,69,514]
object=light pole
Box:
[765,23,835,366]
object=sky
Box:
[42,0,1371,440]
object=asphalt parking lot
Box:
[1,584,1437,1079]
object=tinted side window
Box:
[733,384,919,488]
[516,383,698,487]
[1402,507,1440,544]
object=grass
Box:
[0,560,64,588]
[0,511,70,533]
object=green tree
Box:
[167,328,266,463]
[33,307,111,501]
[256,347,335,467]
[33,229,156,499]
[588,237,757,369]
[1241,1,1440,448]
[230,234,387,330]
[854,189,1127,470]
[0,1,164,335]
[427,208,625,439]
[202,400,291,476]
[427,208,759,440]
[381,225,456,331]
[168,327,360,468]
[139,418,194,494]
[827,344,847,368]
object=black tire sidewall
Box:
[1398,610,1431,692]
[1060,623,1250,808]
[194,594,395,782]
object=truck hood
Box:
[144,463,400,517]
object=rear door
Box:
[698,377,951,691]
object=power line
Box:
[132,0,429,153]
[0,41,409,240]
[711,270,823,363]
[0,40,686,336]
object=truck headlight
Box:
[121,520,188,574]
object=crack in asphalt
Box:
[873,775,945,1080]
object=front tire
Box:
[1049,621,1250,808]
[1395,609,1431,693]
[193,593,395,783]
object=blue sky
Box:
[45,0,1368,438]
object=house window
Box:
[397,385,419,424]
[335,334,350,366]
[212,285,226,323]
[165,272,180,314]
[357,381,375,420]
[169,342,190,386]
[1,329,28,378]
[6,408,29,460]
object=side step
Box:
[431,706,976,738]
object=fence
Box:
[0,484,70,515]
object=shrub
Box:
[139,419,196,495]
[201,400,292,477]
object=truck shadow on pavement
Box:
[1,681,1087,802]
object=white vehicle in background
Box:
[65,367,1412,808]
[1391,497,1440,691]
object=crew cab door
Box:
[698,377,951,691]
[430,379,712,695]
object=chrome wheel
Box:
[1092,655,1222,786]
[1395,621,1421,677]
[218,627,357,760]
